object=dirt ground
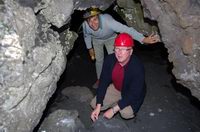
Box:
[39,35,200,132]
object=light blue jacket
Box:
[82,14,145,49]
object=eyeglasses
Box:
[114,48,132,53]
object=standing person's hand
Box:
[142,33,160,44]
[89,48,95,60]
[91,104,101,122]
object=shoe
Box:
[92,80,99,89]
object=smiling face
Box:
[114,46,133,66]
[86,15,100,31]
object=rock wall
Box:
[0,0,75,131]
[117,0,158,35]
[0,0,200,131]
[140,0,200,99]
[0,0,116,131]
[116,0,200,100]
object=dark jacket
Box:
[96,53,146,113]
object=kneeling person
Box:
[90,33,146,121]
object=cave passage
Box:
[34,6,200,132]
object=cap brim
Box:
[83,12,100,19]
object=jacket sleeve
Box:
[118,59,145,113]
[82,22,92,49]
[96,55,113,105]
[106,14,145,44]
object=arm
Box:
[82,23,96,60]
[107,15,160,44]
[106,15,144,43]
[91,104,101,122]
[91,55,114,121]
[96,55,113,105]
[82,22,92,49]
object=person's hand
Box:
[91,105,101,122]
[89,48,95,60]
[142,33,160,44]
[103,108,115,119]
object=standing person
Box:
[90,33,146,121]
[82,7,159,88]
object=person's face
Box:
[87,15,100,31]
[114,46,133,66]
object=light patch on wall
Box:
[1,33,22,61]
[180,68,200,81]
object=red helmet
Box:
[114,33,134,47]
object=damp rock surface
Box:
[88,116,130,132]
[38,109,86,132]
[1,0,200,131]
[140,0,200,100]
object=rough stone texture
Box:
[49,86,130,132]
[74,0,115,10]
[61,86,93,103]
[0,1,39,131]
[0,0,89,131]
[16,0,39,8]
[34,0,74,28]
[38,109,86,132]
[116,0,158,36]
[1,0,200,131]
[0,0,73,131]
[58,86,94,128]
[60,29,78,55]
[140,0,200,100]
[88,116,130,132]
[40,86,94,131]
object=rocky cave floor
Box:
[37,36,200,132]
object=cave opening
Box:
[34,3,200,132]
